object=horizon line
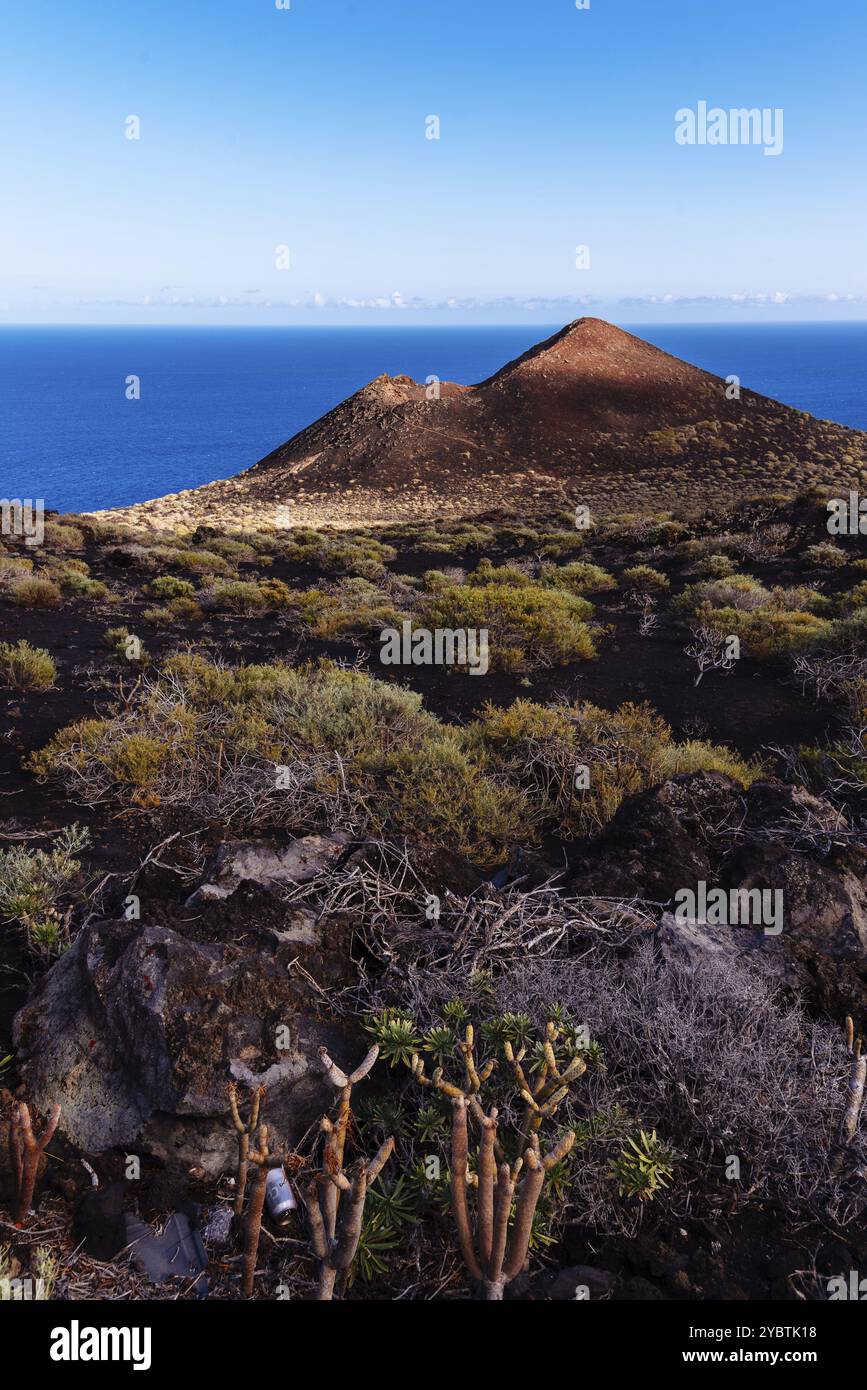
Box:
[2,318,867,330]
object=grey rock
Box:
[13,912,353,1175]
[656,911,796,987]
[186,832,352,904]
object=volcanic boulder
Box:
[13,894,356,1174]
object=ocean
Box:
[1,322,865,515]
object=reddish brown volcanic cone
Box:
[248,318,725,491]
[96,318,867,531]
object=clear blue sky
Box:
[2,0,865,324]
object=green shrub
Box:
[769,585,831,615]
[840,580,867,612]
[468,698,671,837]
[104,626,148,664]
[173,548,233,575]
[0,641,57,692]
[277,532,397,576]
[804,542,849,570]
[371,733,525,861]
[646,428,682,456]
[148,575,196,600]
[705,608,831,661]
[58,571,108,599]
[202,537,259,564]
[0,554,34,586]
[209,580,268,613]
[29,658,524,861]
[107,734,170,793]
[621,565,670,594]
[658,740,760,785]
[678,575,771,614]
[141,605,176,628]
[537,531,587,560]
[42,521,85,551]
[417,582,596,673]
[143,598,202,626]
[465,560,533,588]
[9,577,62,608]
[0,824,89,955]
[470,698,759,839]
[540,561,617,594]
[693,553,737,578]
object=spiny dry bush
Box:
[330,846,867,1239]
[493,938,867,1230]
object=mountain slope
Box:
[94,318,867,531]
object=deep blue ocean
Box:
[1,323,865,514]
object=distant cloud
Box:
[8,288,867,320]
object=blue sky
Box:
[1,0,865,324]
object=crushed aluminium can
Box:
[265,1166,297,1224]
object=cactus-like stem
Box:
[228,1081,263,1219]
[411,1019,583,1299]
[12,1101,61,1225]
[306,1045,393,1300]
[475,1106,498,1268]
[241,1124,284,1298]
[450,1098,483,1283]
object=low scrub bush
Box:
[0,640,57,692]
[0,824,89,954]
[840,580,867,612]
[42,521,85,551]
[0,553,34,586]
[693,553,737,578]
[804,542,849,570]
[29,657,525,860]
[621,565,670,594]
[172,548,234,575]
[705,608,831,661]
[142,596,203,627]
[417,581,596,673]
[208,580,269,613]
[539,561,617,594]
[9,577,62,608]
[148,575,196,600]
[468,699,756,838]
[678,574,771,614]
[276,531,397,576]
